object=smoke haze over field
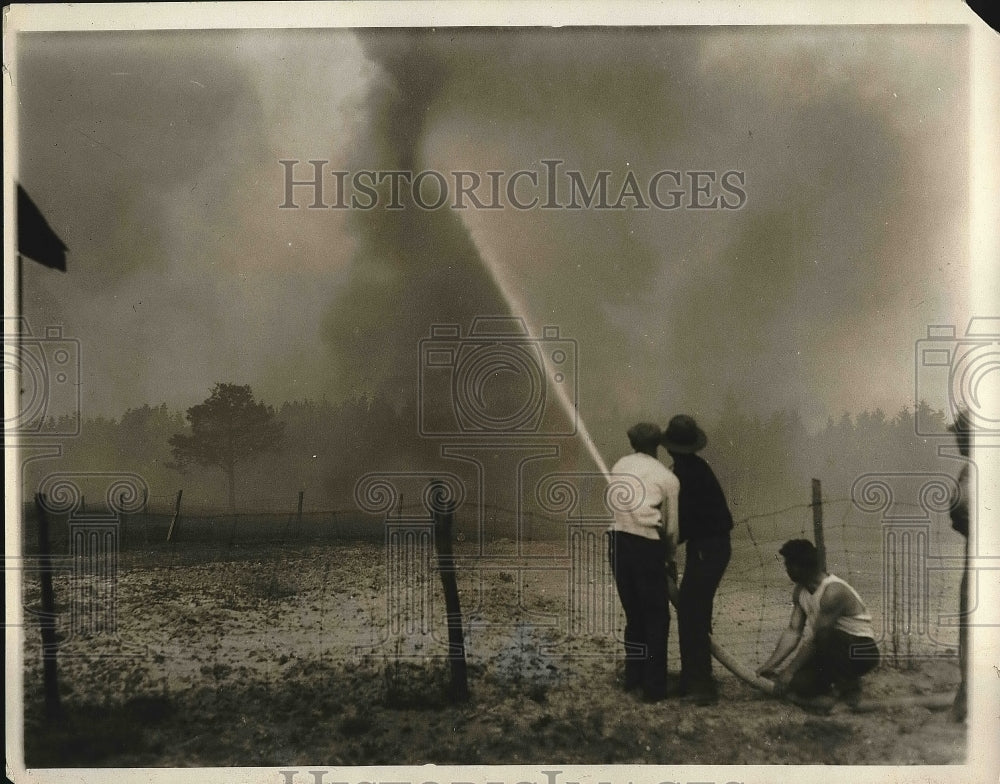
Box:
[17,26,972,466]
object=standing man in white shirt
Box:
[607,422,681,702]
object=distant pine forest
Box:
[22,395,964,519]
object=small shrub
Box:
[381,657,451,709]
[339,713,374,736]
[242,573,298,602]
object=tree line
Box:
[24,385,960,523]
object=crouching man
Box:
[756,539,880,707]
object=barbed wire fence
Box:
[716,496,963,673]
[20,472,965,724]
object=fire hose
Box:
[666,575,955,712]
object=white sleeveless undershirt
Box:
[797,574,875,639]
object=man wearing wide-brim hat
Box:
[662,414,734,705]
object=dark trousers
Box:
[608,531,669,699]
[789,627,880,699]
[678,535,731,693]
[954,537,969,718]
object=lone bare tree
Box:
[169,383,285,513]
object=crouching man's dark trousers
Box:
[789,626,880,700]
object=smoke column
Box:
[323,31,610,478]
[324,28,968,464]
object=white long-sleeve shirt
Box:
[607,452,680,543]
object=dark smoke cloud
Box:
[16,26,970,463]
[18,30,372,412]
[18,32,253,285]
[321,27,968,469]
[319,31,511,408]
[321,30,703,420]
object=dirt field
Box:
[19,540,966,767]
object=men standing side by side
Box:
[608,422,681,703]
[662,414,733,705]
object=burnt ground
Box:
[17,541,966,767]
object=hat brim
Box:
[662,430,708,453]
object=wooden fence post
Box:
[430,480,469,702]
[811,478,826,572]
[119,491,127,552]
[166,489,183,543]
[34,493,62,719]
[142,486,149,546]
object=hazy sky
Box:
[16,26,972,432]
